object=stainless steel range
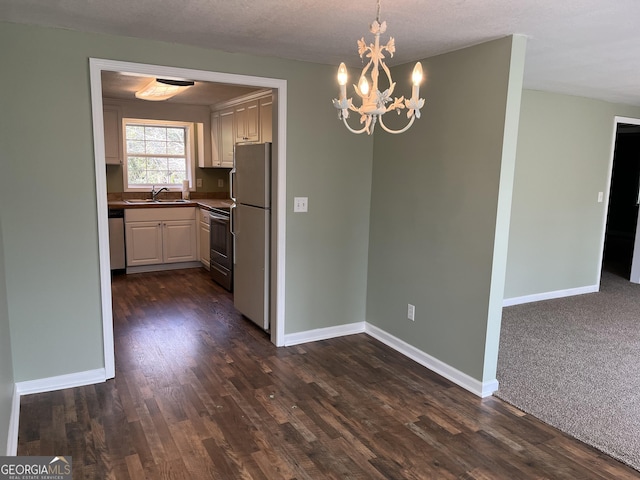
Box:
[209,206,233,291]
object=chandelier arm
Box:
[360,60,373,84]
[342,116,369,134]
[380,61,393,88]
[354,59,374,100]
[378,115,416,135]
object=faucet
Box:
[151,185,169,201]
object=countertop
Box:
[108,198,234,211]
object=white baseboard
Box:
[503,284,599,307]
[365,324,498,398]
[284,321,496,398]
[6,369,106,457]
[284,321,365,346]
[6,384,19,456]
[6,318,498,455]
[15,368,107,396]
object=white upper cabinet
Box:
[235,99,259,143]
[207,111,220,167]
[259,96,273,143]
[208,92,272,168]
[219,108,235,167]
[103,105,122,165]
[209,108,235,168]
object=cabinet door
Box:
[103,106,122,165]
[219,109,235,167]
[234,103,247,143]
[125,221,163,266]
[259,96,273,143]
[199,220,211,268]
[163,220,198,263]
[208,111,221,167]
[245,99,260,142]
[235,100,260,143]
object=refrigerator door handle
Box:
[230,203,236,235]
[229,168,236,202]
[230,203,236,265]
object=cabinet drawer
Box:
[126,207,196,222]
[199,208,211,224]
[211,250,232,270]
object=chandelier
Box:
[332,0,424,135]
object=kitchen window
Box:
[122,118,196,192]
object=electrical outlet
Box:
[407,304,415,321]
[294,197,308,212]
[218,179,224,187]
[196,178,203,187]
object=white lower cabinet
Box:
[125,221,163,266]
[125,208,197,269]
[199,208,211,269]
[163,220,198,263]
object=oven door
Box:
[210,211,233,291]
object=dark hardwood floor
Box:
[18,268,640,479]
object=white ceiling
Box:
[2,0,640,106]
[101,72,265,106]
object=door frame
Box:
[599,115,640,285]
[89,58,288,379]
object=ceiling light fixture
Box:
[333,0,424,135]
[135,78,194,101]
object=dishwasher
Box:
[108,208,126,271]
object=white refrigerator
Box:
[231,143,271,330]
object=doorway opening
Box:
[89,59,287,379]
[602,117,640,282]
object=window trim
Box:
[122,117,196,192]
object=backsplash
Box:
[106,164,231,195]
[107,190,230,201]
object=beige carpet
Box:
[496,271,640,471]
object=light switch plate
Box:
[294,197,308,212]
[217,179,224,187]
[408,304,415,321]
[196,178,203,187]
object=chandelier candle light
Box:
[333,0,425,135]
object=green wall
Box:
[0,22,372,381]
[0,218,15,455]
[366,36,526,383]
[505,91,640,299]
